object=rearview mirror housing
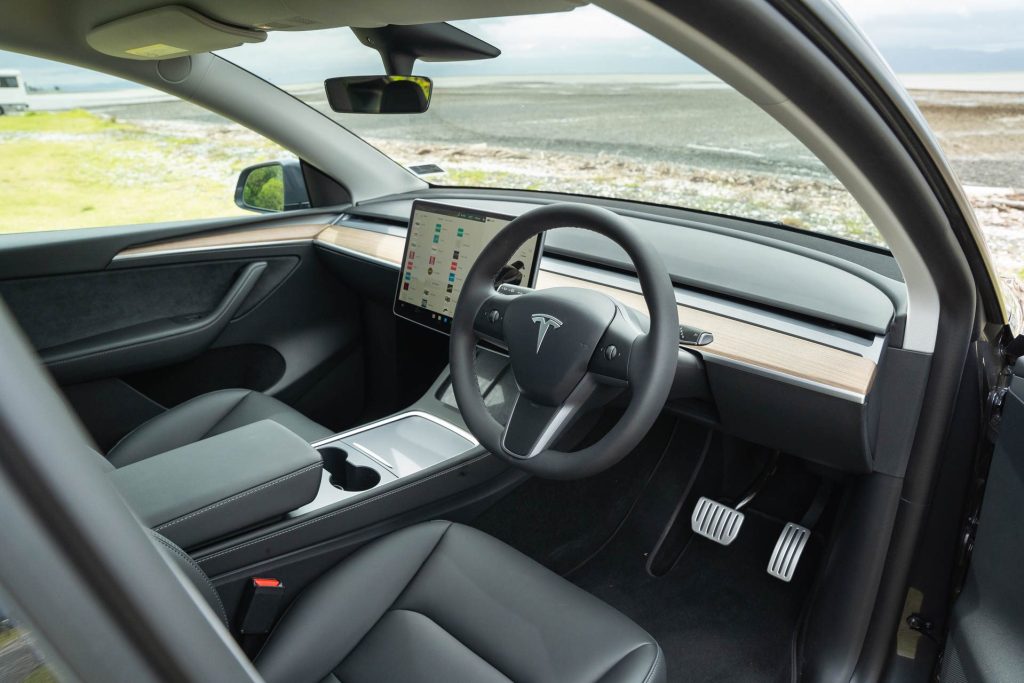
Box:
[324,75,432,114]
[234,159,311,213]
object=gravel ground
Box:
[49,83,1024,283]
[913,90,1024,282]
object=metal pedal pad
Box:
[691,496,745,546]
[767,522,810,582]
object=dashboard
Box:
[114,191,906,475]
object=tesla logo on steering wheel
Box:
[531,313,563,353]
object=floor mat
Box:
[572,512,818,683]
[569,441,822,683]
[473,417,822,682]
[472,415,684,575]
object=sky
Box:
[1,1,1022,90]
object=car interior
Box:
[0,1,1020,683]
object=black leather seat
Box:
[107,388,331,467]
[2,295,664,682]
[249,520,665,683]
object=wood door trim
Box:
[115,223,329,259]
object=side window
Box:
[0,602,66,682]
[0,53,301,235]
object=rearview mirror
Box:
[234,159,310,213]
[324,75,432,114]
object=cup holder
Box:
[320,446,381,492]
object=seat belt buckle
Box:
[238,577,286,635]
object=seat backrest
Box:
[0,297,257,682]
[149,531,230,626]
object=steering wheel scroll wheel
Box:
[450,203,679,479]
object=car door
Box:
[0,211,373,451]
[0,60,370,453]
[939,358,1024,681]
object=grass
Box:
[0,625,21,649]
[23,667,61,683]
[0,626,60,682]
[0,110,284,234]
[0,109,132,134]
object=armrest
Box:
[110,420,322,549]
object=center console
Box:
[110,420,323,549]
[162,201,533,592]
[187,348,522,581]
[293,411,479,516]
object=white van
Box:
[0,69,29,114]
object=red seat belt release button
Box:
[239,577,285,634]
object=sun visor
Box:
[87,5,266,60]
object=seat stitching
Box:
[198,453,490,565]
[151,533,229,625]
[155,463,321,531]
[643,646,663,683]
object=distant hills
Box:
[3,44,1024,93]
[879,47,1024,74]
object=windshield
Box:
[221,7,884,247]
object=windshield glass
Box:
[221,7,884,247]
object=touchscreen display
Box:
[394,201,542,334]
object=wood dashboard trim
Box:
[316,225,406,264]
[315,226,876,397]
[115,223,328,259]
[113,224,876,397]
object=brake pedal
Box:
[767,522,810,582]
[691,496,744,546]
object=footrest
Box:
[691,496,744,546]
[767,522,810,582]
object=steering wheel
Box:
[450,203,679,479]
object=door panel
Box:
[0,215,368,452]
[10,261,270,384]
[941,360,1024,681]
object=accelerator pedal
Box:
[691,496,745,546]
[767,522,811,582]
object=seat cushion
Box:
[106,389,331,467]
[256,521,665,683]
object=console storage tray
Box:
[110,420,322,549]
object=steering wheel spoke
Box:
[502,374,598,458]
[450,203,679,479]
[471,291,515,345]
[589,304,647,383]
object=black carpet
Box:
[572,511,818,683]
[473,418,824,683]
[473,415,681,575]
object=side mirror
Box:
[234,159,311,213]
[324,75,432,114]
